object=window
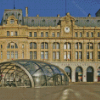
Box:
[41,51,44,59]
[53,42,60,49]
[41,32,44,37]
[22,44,24,49]
[11,31,13,36]
[11,51,14,59]
[79,32,82,37]
[90,43,93,49]
[7,51,10,59]
[22,51,24,59]
[90,52,93,59]
[29,32,32,37]
[52,32,55,37]
[91,32,93,37]
[7,31,10,36]
[15,51,18,59]
[75,43,78,49]
[98,52,100,59]
[87,42,93,49]
[56,52,60,59]
[79,52,82,59]
[11,43,14,48]
[45,51,48,59]
[15,31,17,36]
[57,32,60,37]
[30,51,37,59]
[56,43,60,49]
[10,19,14,24]
[86,32,89,37]
[75,32,78,37]
[45,32,48,37]
[98,32,100,37]
[1,51,2,59]
[64,43,71,49]
[87,52,89,59]
[30,42,37,49]
[75,52,78,59]
[53,52,56,59]
[68,43,71,49]
[68,52,71,59]
[34,32,37,37]
[64,52,67,59]
[79,43,82,49]
[98,43,100,49]
[1,45,2,49]
[41,42,48,49]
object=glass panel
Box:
[45,32,48,37]
[7,51,10,59]
[11,51,14,59]
[34,32,37,37]
[53,52,56,59]
[11,32,13,36]
[45,51,48,59]
[41,51,44,59]
[34,51,37,59]
[15,51,18,59]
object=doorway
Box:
[75,67,83,82]
[87,66,94,82]
[65,66,71,82]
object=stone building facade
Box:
[0,8,100,82]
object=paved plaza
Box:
[0,83,100,100]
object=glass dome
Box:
[0,59,69,88]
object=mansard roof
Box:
[1,9,100,27]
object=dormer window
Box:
[10,19,14,24]
[87,20,89,22]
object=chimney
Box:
[25,7,28,17]
[37,15,39,17]
[88,13,91,17]
[57,14,60,17]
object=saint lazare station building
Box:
[0,7,100,87]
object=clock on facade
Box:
[64,27,70,33]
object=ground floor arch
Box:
[64,66,72,82]
[87,66,94,82]
[97,67,100,82]
[75,66,83,82]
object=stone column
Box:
[83,67,87,82]
[94,66,97,82]
[25,42,29,59]
[71,42,75,61]
[72,67,75,82]
[37,42,41,60]
[94,41,97,61]
[49,42,52,61]
[83,41,86,62]
[60,42,64,61]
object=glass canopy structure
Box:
[0,59,69,88]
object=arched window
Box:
[53,42,60,49]
[64,42,71,49]
[75,42,82,49]
[41,42,48,49]
[1,45,2,49]
[98,43,100,49]
[7,42,18,49]
[30,42,37,49]
[87,42,93,49]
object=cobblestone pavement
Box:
[60,83,100,100]
[0,83,100,100]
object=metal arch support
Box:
[0,62,34,88]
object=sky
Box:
[0,0,100,20]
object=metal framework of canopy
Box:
[0,59,69,88]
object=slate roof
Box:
[23,17,61,27]
[75,17,100,27]
[1,9,100,27]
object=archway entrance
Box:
[65,66,71,82]
[97,67,100,82]
[75,67,83,82]
[87,66,94,82]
